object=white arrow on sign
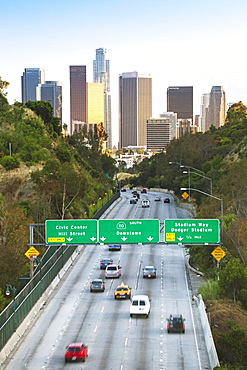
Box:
[147,236,153,241]
[100,237,106,241]
[90,237,97,241]
[66,237,73,242]
[121,237,127,241]
[177,236,184,241]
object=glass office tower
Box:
[167,86,193,121]
[36,81,62,121]
[70,65,87,133]
[93,48,112,149]
[21,68,44,104]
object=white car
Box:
[105,264,122,278]
[141,200,150,208]
[130,295,150,318]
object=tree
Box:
[219,258,247,304]
[25,101,62,137]
[0,203,32,291]
[0,77,9,96]
[31,159,92,219]
[225,102,247,126]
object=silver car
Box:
[90,279,105,292]
[105,264,122,278]
[143,265,156,278]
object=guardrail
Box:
[0,191,120,357]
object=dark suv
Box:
[167,314,185,333]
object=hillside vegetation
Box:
[0,88,117,309]
[126,101,247,369]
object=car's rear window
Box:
[132,300,138,305]
[173,318,182,324]
[140,300,146,306]
[107,266,117,270]
[68,347,81,352]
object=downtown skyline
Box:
[2,0,247,147]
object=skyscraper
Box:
[207,86,226,129]
[70,65,87,133]
[119,72,152,148]
[167,86,193,121]
[200,93,210,132]
[93,48,112,149]
[21,68,44,104]
[36,81,62,121]
[86,83,104,124]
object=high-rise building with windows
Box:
[200,93,210,132]
[93,48,112,149]
[86,83,104,124]
[21,68,44,104]
[207,86,226,129]
[70,65,87,133]
[119,72,152,149]
[146,112,177,152]
[36,81,62,121]
[167,86,193,121]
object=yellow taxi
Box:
[114,282,131,299]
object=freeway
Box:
[3,190,211,370]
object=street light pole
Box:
[180,187,223,242]
[183,171,213,195]
[180,164,204,175]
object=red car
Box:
[65,342,88,362]
[141,188,147,193]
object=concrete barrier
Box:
[194,294,220,369]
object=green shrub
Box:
[0,155,20,170]
[198,279,221,300]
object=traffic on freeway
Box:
[3,190,211,370]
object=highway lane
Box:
[3,190,211,370]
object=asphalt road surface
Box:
[3,191,211,370]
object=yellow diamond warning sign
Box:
[182,192,189,199]
[25,246,40,259]
[211,246,226,261]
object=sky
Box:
[2,0,247,147]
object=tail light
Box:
[167,324,171,329]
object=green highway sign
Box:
[98,219,160,244]
[164,219,220,244]
[45,220,98,244]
